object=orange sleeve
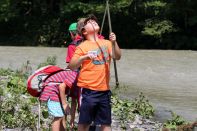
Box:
[72,46,84,59]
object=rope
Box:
[100,3,107,35]
[106,0,119,87]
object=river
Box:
[0,46,197,122]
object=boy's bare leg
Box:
[78,124,90,131]
[101,125,111,131]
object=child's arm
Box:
[69,54,96,70]
[109,32,121,60]
[59,83,70,114]
[69,55,87,70]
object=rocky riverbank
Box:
[111,114,163,131]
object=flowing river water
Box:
[0,46,197,122]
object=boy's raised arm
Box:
[69,50,98,70]
[109,32,121,60]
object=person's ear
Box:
[82,28,87,36]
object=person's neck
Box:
[86,33,99,42]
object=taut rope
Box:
[100,0,119,87]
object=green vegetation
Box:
[37,56,57,69]
[163,111,187,130]
[112,85,154,129]
[162,110,197,130]
[0,57,58,130]
[0,0,197,49]
[111,92,154,129]
[0,68,37,130]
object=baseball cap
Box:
[68,23,77,31]
[77,14,98,35]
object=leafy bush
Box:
[0,57,58,130]
[112,89,155,129]
[0,68,13,76]
[163,111,187,130]
[0,70,37,130]
[37,56,57,69]
[112,95,135,129]
[132,92,154,118]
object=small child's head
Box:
[77,14,99,39]
[68,22,77,40]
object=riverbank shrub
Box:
[37,56,57,69]
[163,111,187,130]
[112,86,154,118]
[111,87,155,129]
[0,68,37,130]
[0,57,57,130]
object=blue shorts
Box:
[78,88,112,125]
[47,99,65,117]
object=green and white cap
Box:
[68,23,77,31]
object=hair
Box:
[77,14,98,35]
[77,18,86,36]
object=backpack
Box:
[27,65,63,97]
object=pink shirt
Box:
[66,35,82,63]
[39,70,78,102]
[66,44,76,63]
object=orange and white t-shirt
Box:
[72,39,112,91]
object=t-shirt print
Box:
[91,45,110,65]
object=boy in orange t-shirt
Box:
[69,14,121,131]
